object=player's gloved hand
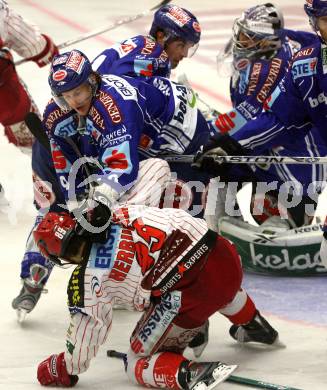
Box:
[134,283,151,311]
[37,352,79,387]
[192,133,245,176]
[27,34,59,67]
[74,183,118,243]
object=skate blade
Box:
[193,364,238,390]
[272,336,286,349]
[16,309,28,323]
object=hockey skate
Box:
[184,360,237,389]
[189,321,209,358]
[229,310,285,347]
[12,264,48,322]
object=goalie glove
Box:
[192,133,245,176]
[37,352,79,387]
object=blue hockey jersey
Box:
[92,35,171,79]
[42,74,209,202]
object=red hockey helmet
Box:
[33,212,90,266]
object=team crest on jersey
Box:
[117,38,137,57]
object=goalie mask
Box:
[232,3,284,62]
[33,212,91,266]
[149,4,201,57]
[48,50,98,111]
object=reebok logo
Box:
[308,93,327,108]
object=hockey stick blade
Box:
[106,349,303,390]
[24,112,51,152]
[161,154,327,165]
[15,0,171,65]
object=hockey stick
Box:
[15,0,171,66]
[24,114,326,166]
[161,154,327,165]
[106,349,303,390]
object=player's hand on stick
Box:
[37,352,79,387]
[192,133,244,175]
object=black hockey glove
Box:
[74,188,113,244]
[192,133,245,177]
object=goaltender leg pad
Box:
[219,217,327,276]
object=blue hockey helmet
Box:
[232,3,284,61]
[149,4,201,55]
[48,50,97,110]
[304,0,327,32]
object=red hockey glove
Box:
[28,34,59,67]
[37,352,79,387]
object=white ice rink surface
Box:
[1,0,327,389]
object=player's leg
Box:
[12,141,66,320]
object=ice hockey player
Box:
[33,202,280,388]
[11,46,214,321]
[42,49,213,219]
[92,3,201,78]
[0,0,58,150]
[194,1,327,230]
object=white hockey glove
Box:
[134,283,151,312]
[320,230,327,268]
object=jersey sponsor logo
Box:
[134,59,154,77]
[153,77,171,96]
[101,125,132,147]
[172,84,195,125]
[256,58,282,103]
[293,47,314,59]
[141,36,156,55]
[167,5,191,27]
[66,50,85,74]
[53,116,78,137]
[98,90,122,123]
[291,57,317,79]
[67,264,87,308]
[52,69,67,82]
[118,38,137,56]
[308,92,327,108]
[88,106,105,130]
[89,225,120,268]
[294,224,323,234]
[101,141,132,173]
[247,62,262,96]
[138,292,181,343]
[45,107,67,131]
[102,75,137,101]
[109,226,135,282]
[91,276,103,297]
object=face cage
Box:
[232,22,280,60]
